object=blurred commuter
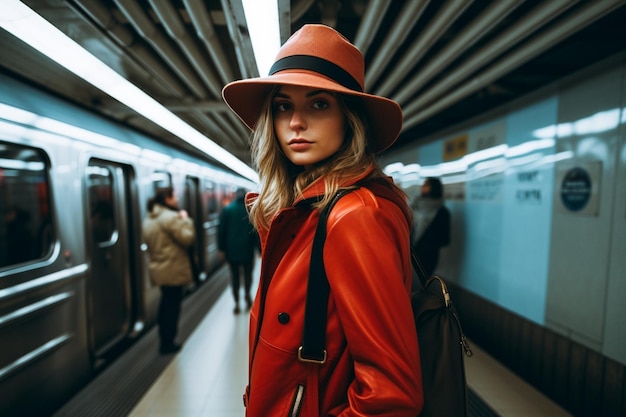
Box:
[142,187,195,355]
[222,24,422,417]
[218,188,258,314]
[411,177,451,277]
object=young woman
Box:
[411,177,451,277]
[222,24,423,416]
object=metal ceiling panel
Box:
[2,0,625,171]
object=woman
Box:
[411,177,451,278]
[142,187,195,354]
[222,24,423,416]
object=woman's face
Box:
[165,192,178,207]
[420,180,431,197]
[272,85,346,169]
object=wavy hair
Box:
[248,87,386,229]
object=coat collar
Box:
[293,165,376,205]
[245,164,412,229]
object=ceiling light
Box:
[242,0,281,76]
[0,0,259,183]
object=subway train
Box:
[382,52,626,416]
[0,71,255,416]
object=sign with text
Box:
[468,122,506,153]
[467,174,503,203]
[443,134,468,161]
[515,169,543,206]
[554,160,602,217]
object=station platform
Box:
[53,263,573,417]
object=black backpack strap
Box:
[299,185,430,362]
[411,249,430,288]
[299,188,354,363]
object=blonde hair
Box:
[249,88,386,230]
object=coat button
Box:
[278,312,290,324]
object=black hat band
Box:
[269,55,363,93]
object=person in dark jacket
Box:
[411,177,451,278]
[218,188,258,314]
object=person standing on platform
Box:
[411,177,451,278]
[142,187,195,355]
[222,24,422,417]
[218,188,258,314]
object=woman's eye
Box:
[312,100,329,110]
[273,102,291,112]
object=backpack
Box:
[301,187,473,417]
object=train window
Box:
[151,171,171,193]
[87,163,115,243]
[218,185,229,210]
[205,181,219,217]
[0,142,54,268]
[223,186,237,206]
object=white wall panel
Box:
[382,53,626,365]
[603,52,626,364]
[546,57,624,352]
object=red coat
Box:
[245,168,423,417]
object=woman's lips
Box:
[288,139,312,151]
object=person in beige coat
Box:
[143,187,195,354]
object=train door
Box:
[85,159,133,358]
[204,180,220,273]
[183,176,206,283]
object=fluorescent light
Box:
[505,139,554,158]
[242,0,281,76]
[0,0,259,183]
[533,108,622,140]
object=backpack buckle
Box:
[298,346,327,364]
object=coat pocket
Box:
[287,384,305,417]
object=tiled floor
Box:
[128,286,249,417]
[129,272,572,417]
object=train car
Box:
[381,52,626,415]
[0,71,255,416]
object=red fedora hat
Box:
[222,24,403,154]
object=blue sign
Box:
[560,167,591,212]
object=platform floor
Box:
[127,270,573,417]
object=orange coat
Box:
[245,168,423,417]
